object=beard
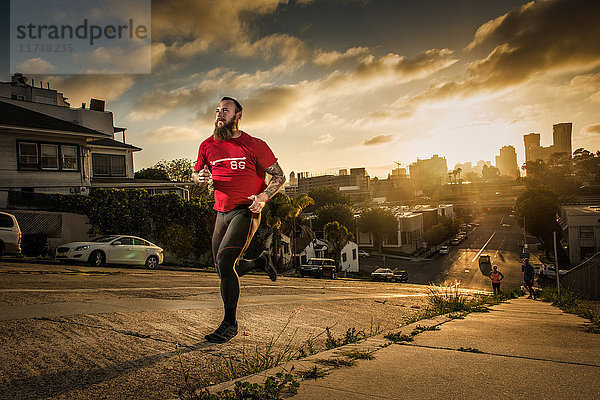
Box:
[213,118,238,141]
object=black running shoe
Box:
[260,250,277,282]
[205,321,238,343]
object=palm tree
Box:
[324,221,354,273]
[264,193,315,270]
[279,193,315,269]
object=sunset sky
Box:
[4,0,600,179]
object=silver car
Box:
[56,235,164,269]
[0,211,21,257]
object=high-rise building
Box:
[495,145,519,178]
[553,122,572,158]
[523,133,541,163]
[523,123,573,163]
[409,154,448,183]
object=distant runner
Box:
[488,265,504,295]
[193,96,286,343]
[522,258,536,299]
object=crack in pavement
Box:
[399,343,600,368]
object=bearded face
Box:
[213,115,239,140]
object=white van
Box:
[0,211,22,257]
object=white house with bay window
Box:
[0,73,188,207]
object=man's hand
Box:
[248,192,269,213]
[193,165,211,185]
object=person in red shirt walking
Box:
[193,97,286,343]
[488,265,504,295]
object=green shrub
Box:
[21,233,49,257]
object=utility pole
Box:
[554,231,560,295]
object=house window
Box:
[41,144,59,170]
[342,253,347,262]
[93,154,126,177]
[61,145,78,170]
[580,227,595,239]
[18,142,38,169]
[352,248,357,260]
[11,93,25,101]
[17,141,79,171]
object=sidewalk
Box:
[207,298,600,399]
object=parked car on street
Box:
[371,268,394,282]
[55,235,164,269]
[439,245,449,255]
[0,211,21,258]
[358,250,370,257]
[392,268,408,282]
[299,258,337,279]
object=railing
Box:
[562,252,600,299]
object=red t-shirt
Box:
[194,131,278,212]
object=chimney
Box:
[81,102,85,109]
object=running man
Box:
[522,258,536,299]
[488,265,504,295]
[193,96,286,343]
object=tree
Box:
[515,188,560,256]
[357,207,397,255]
[324,221,354,273]
[307,186,352,211]
[423,223,448,247]
[154,158,194,182]
[314,203,355,232]
[264,192,315,269]
[134,167,170,181]
[482,165,500,181]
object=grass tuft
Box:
[298,366,326,380]
[458,347,482,353]
[384,332,414,343]
[315,358,356,368]
[343,350,375,360]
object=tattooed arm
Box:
[248,162,286,213]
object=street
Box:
[360,212,526,291]
[0,211,525,399]
[0,261,431,400]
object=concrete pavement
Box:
[207,298,600,399]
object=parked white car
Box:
[439,245,449,255]
[358,250,370,257]
[0,211,21,257]
[56,235,164,269]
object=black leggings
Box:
[212,206,262,309]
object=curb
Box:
[198,312,459,397]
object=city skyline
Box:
[2,0,599,179]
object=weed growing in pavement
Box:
[458,347,482,353]
[298,366,326,380]
[370,316,382,336]
[325,327,366,350]
[411,325,441,335]
[447,313,466,319]
[384,332,414,343]
[343,350,375,360]
[187,372,300,400]
[539,287,600,333]
[315,358,356,368]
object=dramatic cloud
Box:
[14,58,55,74]
[39,75,135,107]
[152,0,289,56]
[147,125,201,142]
[228,34,309,72]
[412,0,600,105]
[313,133,335,144]
[313,47,371,66]
[128,68,269,120]
[323,48,458,91]
[583,123,600,135]
[363,134,395,146]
